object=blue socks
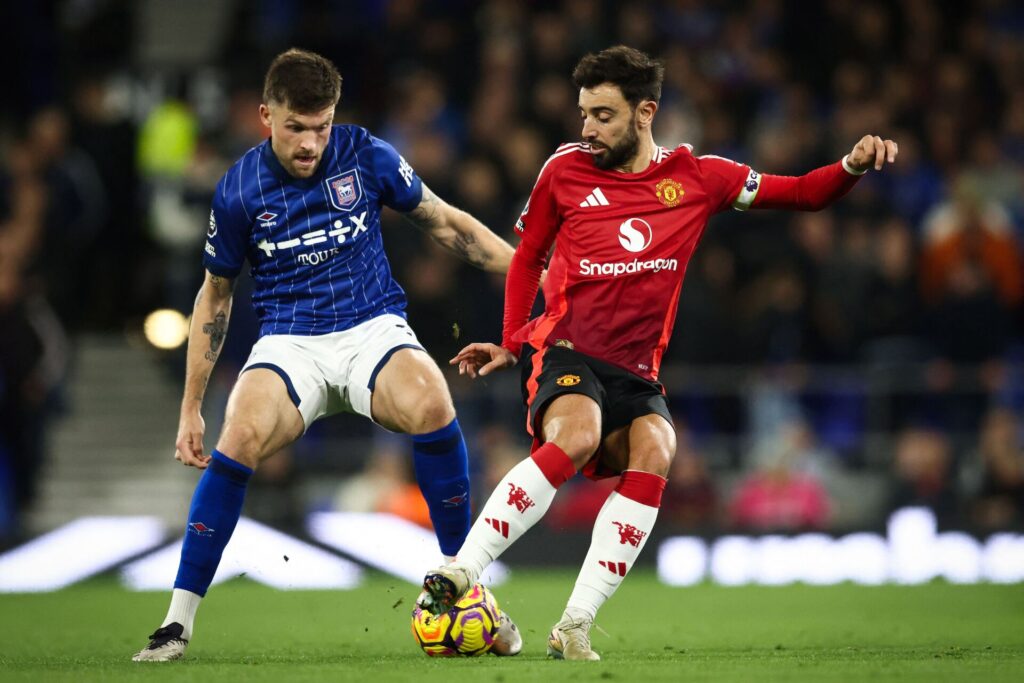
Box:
[412,419,471,558]
[174,449,252,596]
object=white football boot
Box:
[132,622,188,662]
[547,615,600,661]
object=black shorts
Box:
[520,344,672,443]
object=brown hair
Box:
[263,48,342,112]
[572,45,664,106]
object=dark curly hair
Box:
[572,45,664,106]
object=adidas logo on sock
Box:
[579,187,610,207]
[599,560,627,576]
[485,517,510,538]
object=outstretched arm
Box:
[402,183,515,273]
[744,135,898,211]
[176,270,234,469]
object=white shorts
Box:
[240,313,424,429]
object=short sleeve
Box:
[369,135,423,212]
[514,157,561,253]
[203,174,250,278]
[695,154,759,214]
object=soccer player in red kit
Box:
[418,45,898,660]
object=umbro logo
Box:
[579,187,610,207]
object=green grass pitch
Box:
[1,570,1022,682]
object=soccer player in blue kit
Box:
[133,48,521,661]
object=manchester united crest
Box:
[556,374,582,387]
[655,178,684,207]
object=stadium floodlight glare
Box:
[307,511,509,586]
[121,517,362,591]
[143,309,189,349]
[0,516,164,592]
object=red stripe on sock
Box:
[530,442,577,489]
[615,470,667,508]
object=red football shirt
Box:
[504,142,862,381]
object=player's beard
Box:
[590,116,640,171]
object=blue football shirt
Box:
[203,124,423,337]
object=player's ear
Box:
[259,103,273,128]
[635,100,657,130]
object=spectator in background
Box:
[0,127,69,544]
[26,107,107,332]
[919,178,1021,433]
[333,442,432,530]
[880,132,945,227]
[966,408,1024,530]
[862,217,924,360]
[730,419,832,531]
[958,131,1024,221]
[920,178,1023,313]
[888,427,958,525]
[68,75,143,327]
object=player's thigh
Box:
[537,393,603,468]
[217,368,305,468]
[599,413,676,477]
[522,346,604,464]
[371,347,455,434]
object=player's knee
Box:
[407,394,456,434]
[629,446,674,478]
[217,420,266,469]
[546,420,601,466]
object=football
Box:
[410,583,501,656]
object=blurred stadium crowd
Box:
[2,0,1024,542]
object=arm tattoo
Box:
[450,230,489,268]
[405,186,444,230]
[202,311,227,362]
[404,184,491,268]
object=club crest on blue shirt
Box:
[326,169,363,212]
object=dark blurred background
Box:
[2,0,1023,548]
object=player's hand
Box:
[449,343,517,379]
[175,408,211,469]
[846,135,898,172]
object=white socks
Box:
[454,444,575,581]
[162,588,202,640]
[566,473,664,620]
